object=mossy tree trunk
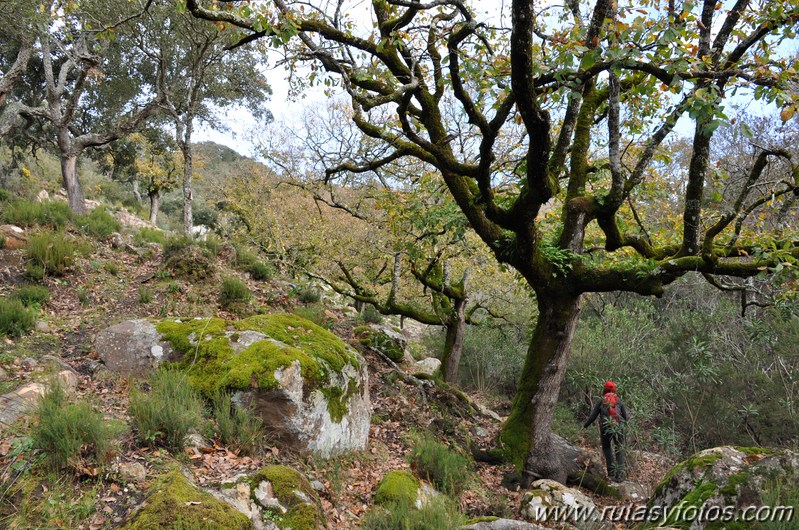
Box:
[501,292,583,485]
[441,297,467,384]
[60,152,86,215]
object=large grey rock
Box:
[649,446,799,529]
[97,315,370,457]
[520,479,602,529]
[95,319,176,377]
[356,324,407,362]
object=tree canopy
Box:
[187,0,799,483]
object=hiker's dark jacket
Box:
[584,396,629,436]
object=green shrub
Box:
[247,261,274,281]
[211,392,263,455]
[32,384,120,470]
[26,231,75,276]
[358,305,384,324]
[24,264,46,281]
[235,248,259,269]
[407,437,473,495]
[134,226,166,246]
[103,261,120,276]
[292,303,330,328]
[163,234,194,258]
[0,298,37,337]
[163,238,215,280]
[219,277,251,307]
[362,496,466,530]
[76,287,90,306]
[74,207,120,239]
[139,287,153,304]
[129,369,205,452]
[200,236,222,256]
[12,285,50,307]
[297,286,322,304]
[3,200,71,228]
[0,188,9,202]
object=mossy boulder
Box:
[97,314,370,457]
[214,465,326,530]
[120,469,251,530]
[374,470,421,507]
[648,446,799,529]
[354,324,408,363]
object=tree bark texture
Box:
[61,154,86,215]
[181,122,194,236]
[149,191,160,225]
[501,293,583,486]
[441,297,467,384]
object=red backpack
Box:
[603,392,621,423]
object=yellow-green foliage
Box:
[362,496,466,530]
[3,199,71,228]
[128,369,205,452]
[32,385,121,470]
[120,469,251,530]
[374,470,419,507]
[247,465,324,530]
[0,297,36,337]
[74,207,121,239]
[26,231,75,276]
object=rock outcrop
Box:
[96,314,370,457]
[213,465,326,530]
[95,319,176,377]
[520,479,601,529]
[649,446,799,529]
[119,469,251,530]
[0,224,27,250]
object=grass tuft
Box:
[0,298,37,337]
[211,392,263,455]
[129,369,205,452]
[219,277,251,307]
[74,207,120,239]
[11,285,50,307]
[32,384,121,470]
[26,231,74,276]
[407,436,473,495]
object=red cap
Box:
[604,381,617,393]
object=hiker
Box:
[584,380,628,481]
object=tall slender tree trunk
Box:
[132,179,143,204]
[441,297,467,383]
[61,153,86,214]
[501,292,583,485]
[181,119,194,236]
[148,190,160,225]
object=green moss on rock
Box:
[120,469,251,530]
[374,470,420,507]
[155,314,360,402]
[652,451,724,501]
[247,465,324,530]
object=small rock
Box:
[411,357,441,377]
[186,433,212,450]
[472,426,490,439]
[35,321,50,333]
[54,370,78,392]
[114,462,147,483]
[110,232,125,249]
[0,225,27,250]
[0,382,47,428]
[0,366,7,382]
[615,480,648,502]
[521,479,600,528]
[21,357,37,369]
[36,190,50,203]
[310,480,326,493]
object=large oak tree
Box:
[188,0,799,484]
